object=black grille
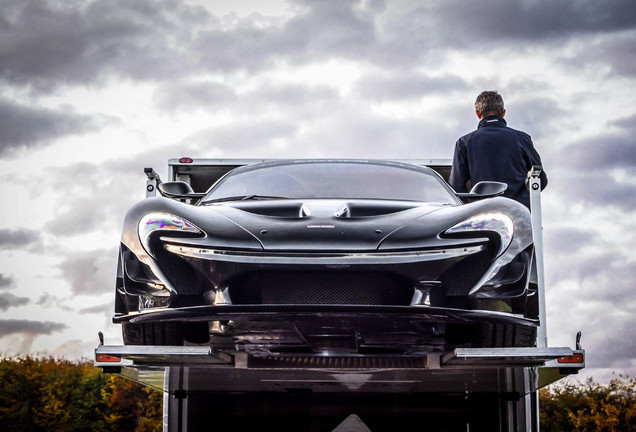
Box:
[229,271,412,306]
[248,356,427,369]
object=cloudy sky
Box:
[1,0,635,382]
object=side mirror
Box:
[158,181,206,200]
[456,181,508,200]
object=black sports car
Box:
[115,159,538,354]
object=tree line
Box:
[0,355,634,431]
[0,356,161,432]
[540,374,635,431]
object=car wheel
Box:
[122,322,185,345]
[479,323,536,347]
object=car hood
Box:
[203,199,453,251]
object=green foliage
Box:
[102,375,163,432]
[0,356,161,432]
[540,375,636,431]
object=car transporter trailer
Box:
[95,158,585,432]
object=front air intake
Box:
[229,271,413,306]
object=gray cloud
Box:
[365,1,635,71]
[545,245,605,287]
[0,98,114,157]
[610,114,636,131]
[545,125,636,210]
[549,169,636,210]
[602,32,636,77]
[558,31,636,78]
[192,0,379,72]
[276,0,378,60]
[0,0,377,87]
[399,1,636,45]
[153,79,340,117]
[0,292,30,311]
[548,250,635,297]
[590,264,636,305]
[247,83,341,115]
[566,133,636,171]
[0,0,208,91]
[0,228,42,250]
[44,199,113,237]
[41,161,142,237]
[35,290,113,316]
[0,319,68,337]
[57,248,118,296]
[504,95,570,142]
[353,72,470,101]
[0,274,14,289]
[3,0,635,98]
[591,328,636,370]
[544,226,598,257]
[182,118,299,156]
[35,292,73,312]
[79,300,114,316]
[153,81,238,113]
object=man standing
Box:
[449,91,547,208]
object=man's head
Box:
[475,90,505,119]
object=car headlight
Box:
[444,213,513,258]
[138,213,202,257]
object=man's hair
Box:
[475,90,505,117]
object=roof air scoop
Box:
[335,205,351,218]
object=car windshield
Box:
[201,161,457,204]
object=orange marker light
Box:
[557,353,584,364]
[96,354,121,363]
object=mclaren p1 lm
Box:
[114,159,538,355]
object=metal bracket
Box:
[527,165,542,179]
[144,167,162,198]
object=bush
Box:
[0,356,161,432]
[540,375,636,431]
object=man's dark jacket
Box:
[449,116,547,208]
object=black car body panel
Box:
[115,159,537,351]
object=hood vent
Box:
[227,201,419,219]
[335,205,350,218]
[227,202,309,218]
[335,202,418,218]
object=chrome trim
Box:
[164,244,483,265]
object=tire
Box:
[478,323,537,347]
[122,322,185,345]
